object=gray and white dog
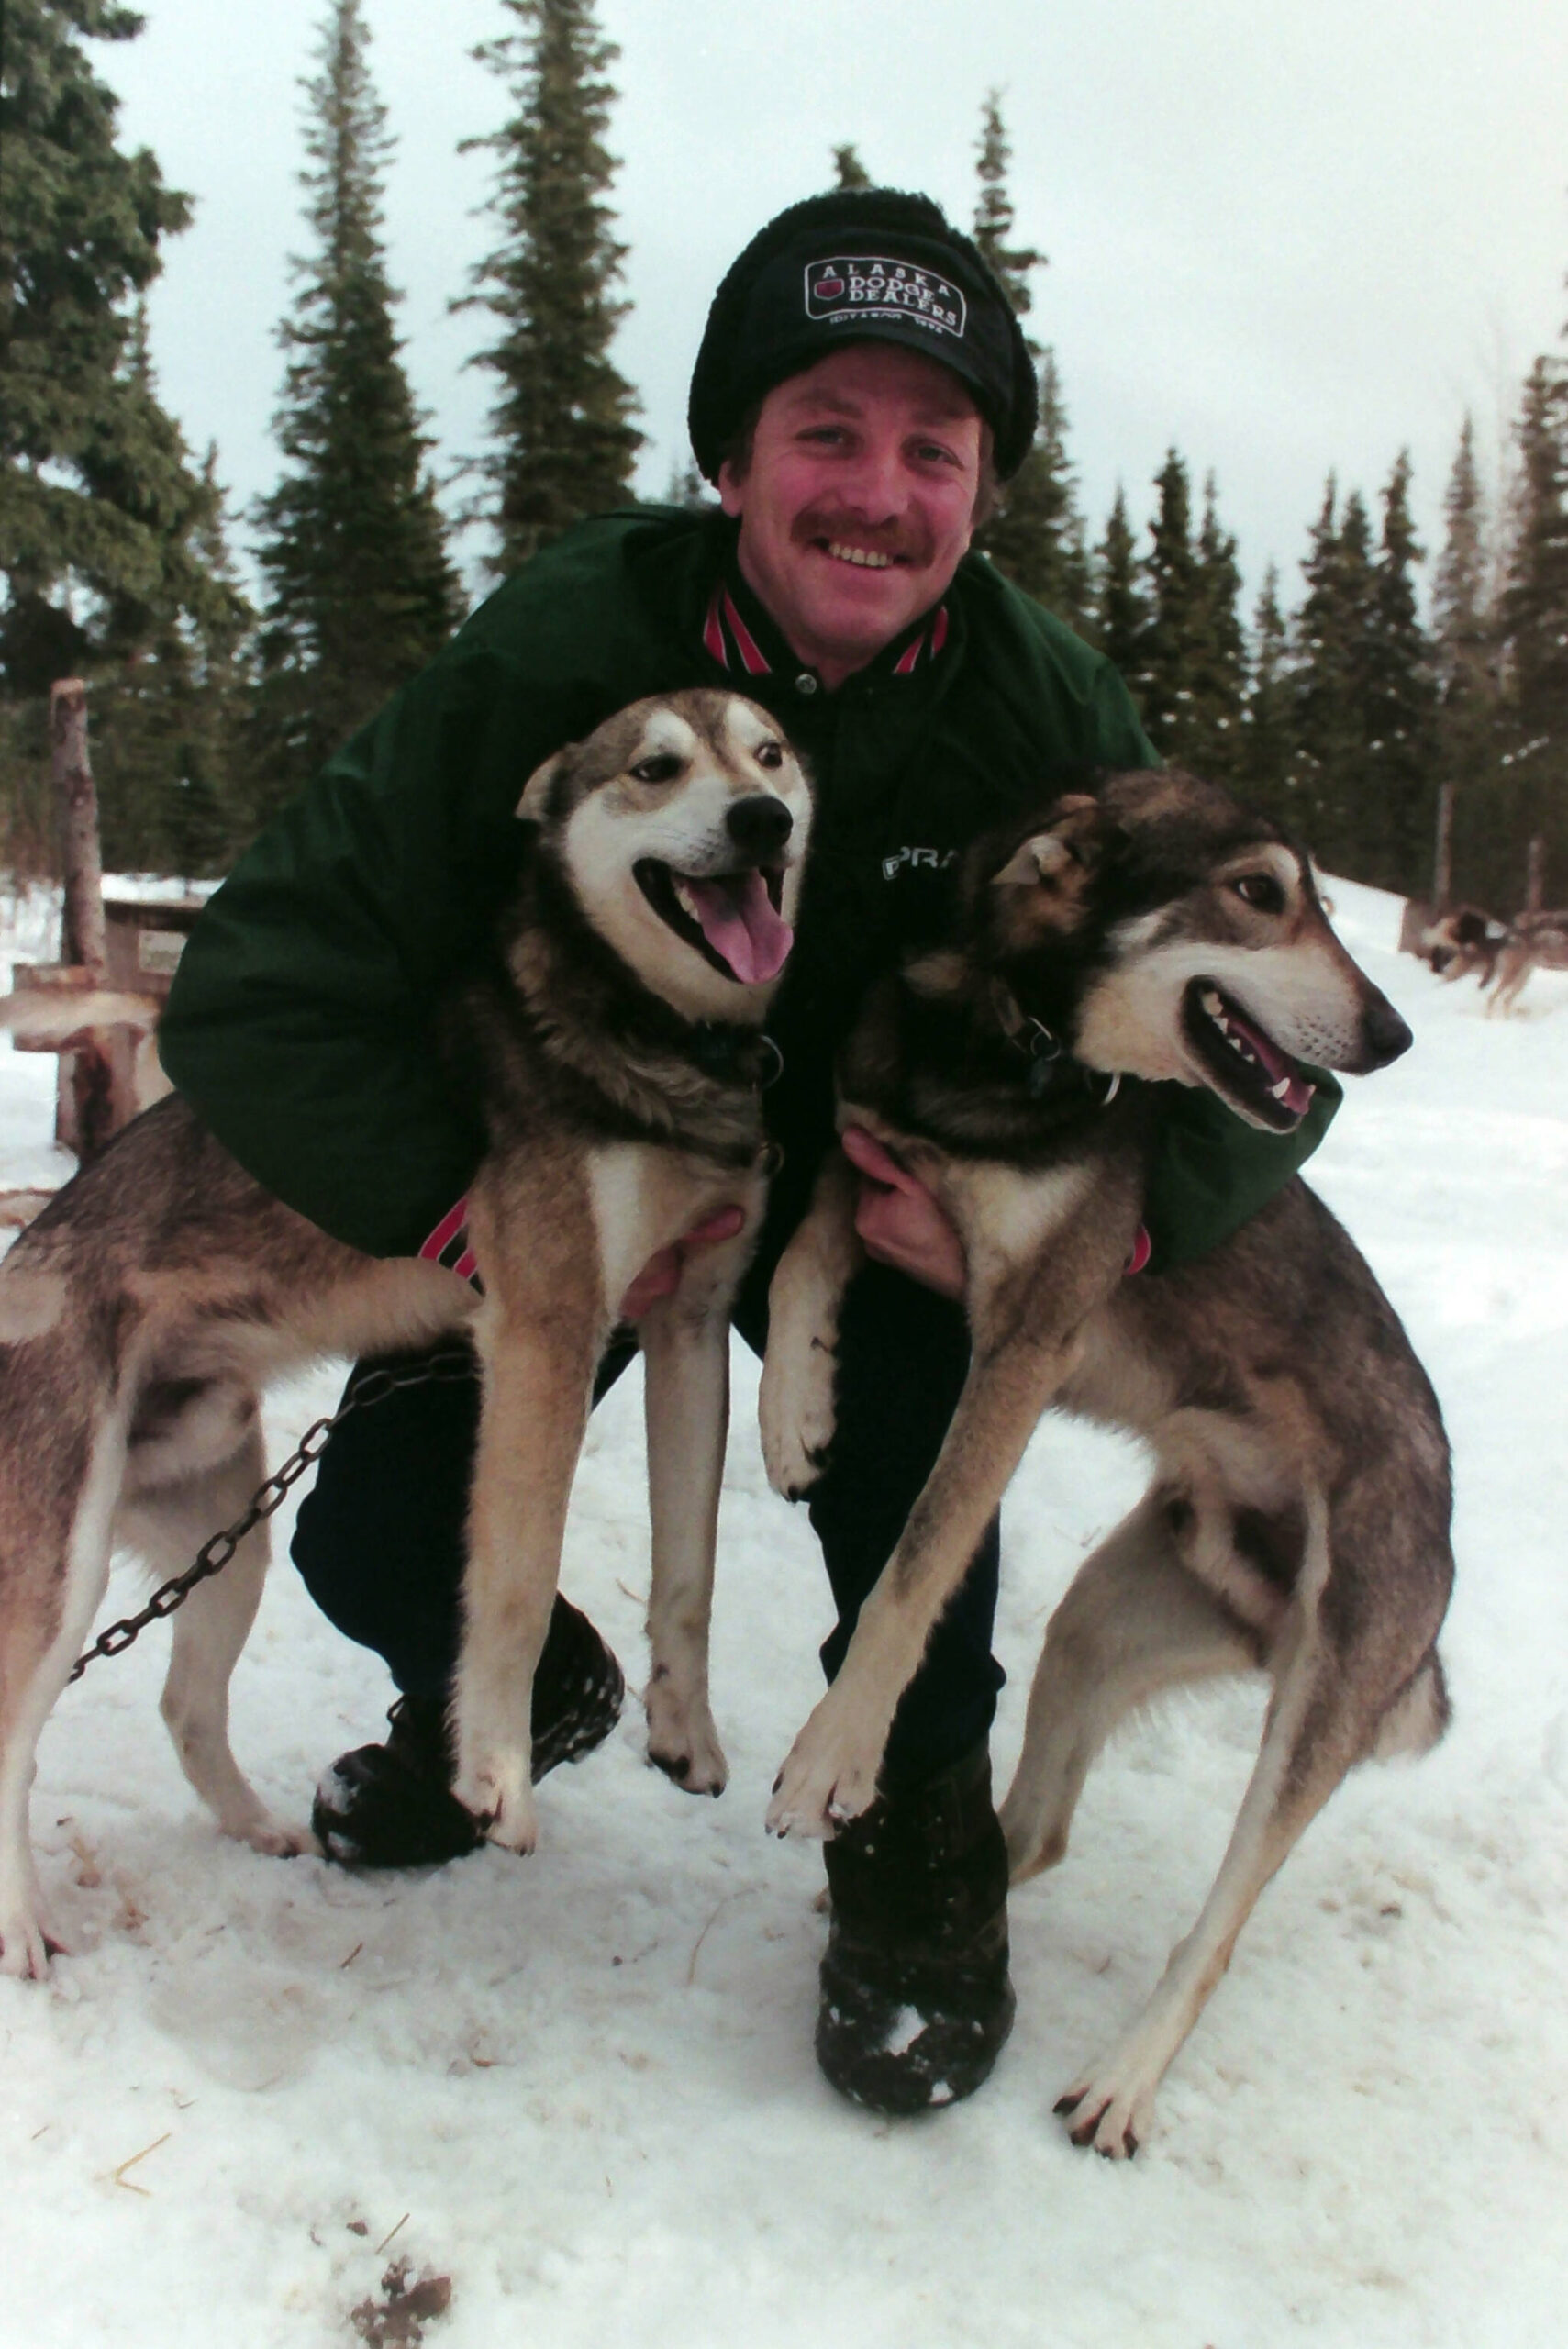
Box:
[0,689,811,1979]
[761,768,1451,2155]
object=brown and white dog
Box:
[0,690,811,1978]
[761,768,1451,2155]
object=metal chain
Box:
[67,1347,479,1685]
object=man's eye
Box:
[631,754,684,785]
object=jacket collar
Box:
[696,525,954,690]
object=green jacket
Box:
[161,506,1337,1266]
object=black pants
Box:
[292,1263,1002,1787]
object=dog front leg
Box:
[768,1330,1075,1838]
[639,1242,751,1796]
[452,1314,597,1854]
[760,1149,862,1501]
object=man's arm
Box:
[161,642,530,1257]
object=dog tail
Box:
[1371,1649,1451,1761]
[0,1267,67,1343]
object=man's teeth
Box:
[827,541,892,569]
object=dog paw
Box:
[453,1760,538,1856]
[759,1351,838,1499]
[644,1680,728,1797]
[240,1818,320,1861]
[1053,2066,1156,2160]
[765,1715,882,1840]
[0,1909,63,1982]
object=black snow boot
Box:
[816,1742,1015,2115]
[312,1593,625,1866]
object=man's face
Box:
[717,343,985,688]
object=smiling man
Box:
[160,188,1334,2118]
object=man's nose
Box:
[836,435,906,519]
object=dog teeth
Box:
[1270,1075,1294,1101]
[1201,988,1224,1017]
[673,878,702,922]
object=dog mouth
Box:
[634,860,794,985]
[1183,980,1316,1130]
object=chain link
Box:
[67,1347,478,1685]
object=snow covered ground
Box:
[1,880,1565,2349]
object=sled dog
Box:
[1486,907,1568,1015]
[0,690,811,1978]
[760,768,1451,2155]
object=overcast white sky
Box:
[104,0,1568,613]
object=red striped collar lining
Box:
[700,583,951,685]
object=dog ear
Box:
[989,796,1106,889]
[517,749,568,823]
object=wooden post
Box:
[50,678,107,975]
[48,677,115,1158]
[1432,781,1454,910]
[1525,834,1546,915]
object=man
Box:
[160,188,1335,2117]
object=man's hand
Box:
[617,1205,747,1321]
[840,1127,965,1300]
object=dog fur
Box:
[1486,907,1568,1015]
[0,689,811,1979]
[759,768,1451,2155]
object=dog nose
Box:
[727,795,794,856]
[1362,992,1414,1068]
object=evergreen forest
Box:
[3,1,1565,916]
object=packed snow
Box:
[1,878,1564,2349]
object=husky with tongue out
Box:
[0,691,812,1978]
[760,763,1454,2158]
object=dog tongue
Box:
[683,871,794,985]
[1226,1005,1316,1119]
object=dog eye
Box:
[630,754,684,785]
[754,740,784,770]
[1232,874,1285,913]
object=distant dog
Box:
[1414,904,1505,988]
[0,690,811,1978]
[761,768,1451,2155]
[1486,908,1568,1015]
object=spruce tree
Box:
[1183,472,1247,782]
[969,96,1089,628]
[1240,564,1296,814]
[249,0,458,820]
[1129,450,1203,761]
[1434,413,1507,905]
[2,2,250,865]
[1093,487,1147,684]
[461,0,641,577]
[1362,451,1438,892]
[1496,356,1568,905]
[830,143,871,191]
[1290,480,1380,874]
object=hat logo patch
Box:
[805,255,967,341]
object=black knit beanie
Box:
[688,188,1039,484]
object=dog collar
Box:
[684,1024,784,1090]
[995,991,1121,1109]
